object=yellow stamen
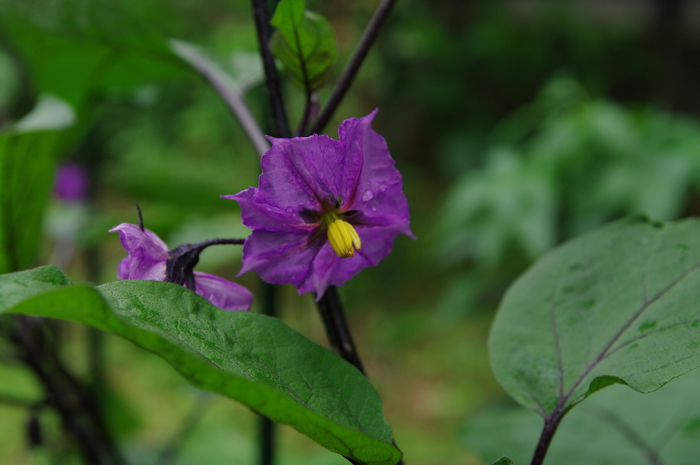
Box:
[324,215,361,259]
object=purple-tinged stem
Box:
[315,286,366,375]
[14,316,126,465]
[171,42,270,157]
[251,0,291,139]
[531,406,565,465]
[308,0,399,135]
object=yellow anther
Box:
[326,219,362,259]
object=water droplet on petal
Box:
[362,190,374,202]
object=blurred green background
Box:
[2,0,700,464]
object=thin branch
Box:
[155,392,212,465]
[258,283,278,465]
[14,316,126,465]
[592,405,666,465]
[251,0,292,138]
[308,0,399,135]
[171,41,270,157]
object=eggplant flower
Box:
[109,223,253,311]
[223,110,413,298]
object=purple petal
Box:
[193,272,253,311]
[298,225,399,298]
[116,256,167,281]
[257,134,348,212]
[239,229,324,287]
[339,110,414,238]
[109,223,169,280]
[223,188,316,233]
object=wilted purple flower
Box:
[224,110,413,298]
[54,163,88,203]
[109,223,253,311]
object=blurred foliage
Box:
[437,76,700,317]
[0,95,75,273]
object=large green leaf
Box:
[490,217,700,416]
[0,266,402,465]
[270,0,337,91]
[463,368,700,465]
[0,96,75,273]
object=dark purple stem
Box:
[531,407,566,465]
[259,282,278,465]
[251,0,292,138]
[14,316,126,465]
[315,286,366,375]
[295,90,314,136]
[308,0,399,135]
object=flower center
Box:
[322,212,361,258]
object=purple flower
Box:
[223,110,413,298]
[109,223,253,311]
[54,163,88,203]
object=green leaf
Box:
[464,368,700,465]
[492,457,515,465]
[0,96,75,273]
[490,217,700,416]
[270,0,337,91]
[0,266,402,465]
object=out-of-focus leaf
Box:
[0,266,402,465]
[0,49,19,117]
[464,369,700,465]
[0,0,185,108]
[0,95,75,273]
[439,77,700,280]
[270,0,337,91]
[437,148,556,269]
[491,457,515,465]
[10,95,75,133]
[490,217,700,416]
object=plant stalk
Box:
[251,0,292,138]
[308,0,399,135]
[315,286,365,375]
[259,282,279,465]
[14,315,126,465]
[531,410,564,465]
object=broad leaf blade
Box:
[0,96,75,273]
[270,0,337,91]
[464,369,700,465]
[0,266,402,465]
[490,217,700,415]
